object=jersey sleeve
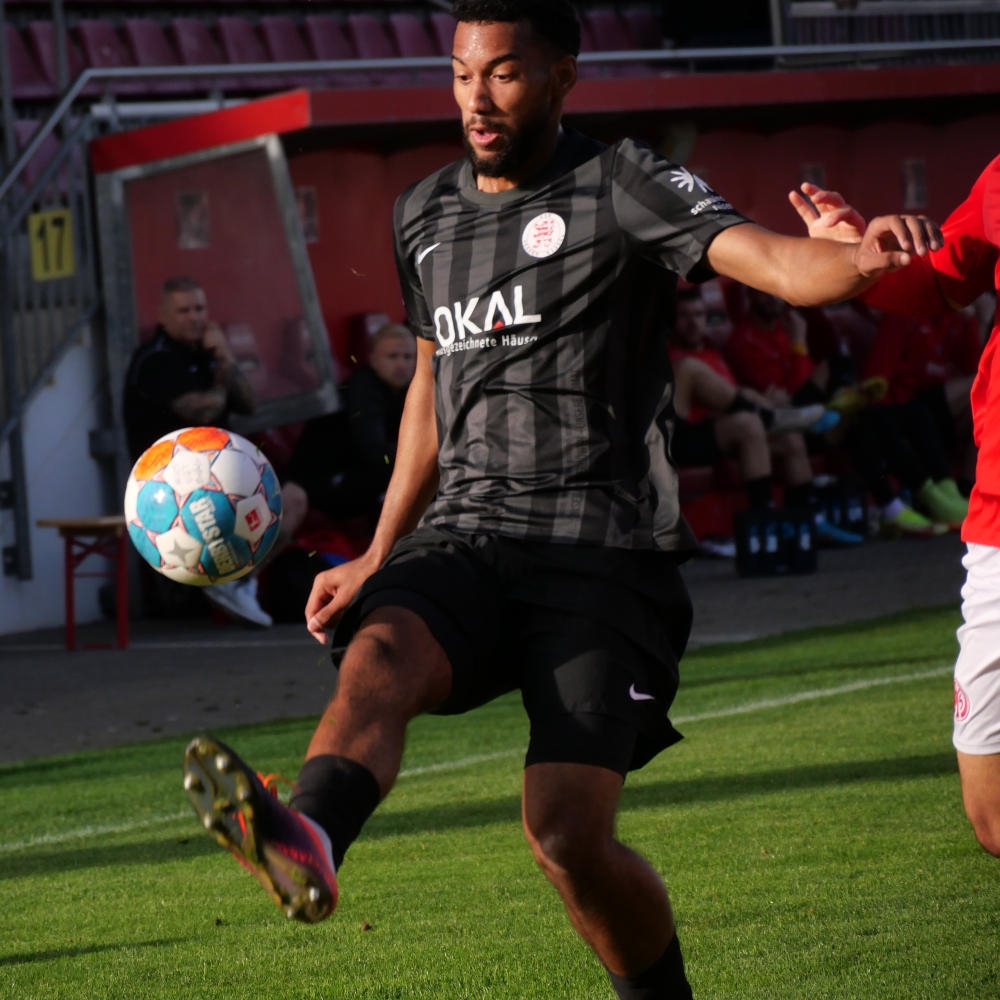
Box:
[610,139,750,282]
[392,190,435,341]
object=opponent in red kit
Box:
[791,155,1000,857]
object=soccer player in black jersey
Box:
[183,2,942,996]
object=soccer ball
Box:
[124,426,282,585]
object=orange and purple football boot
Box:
[183,734,337,922]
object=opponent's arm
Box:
[305,336,439,642]
[705,213,941,308]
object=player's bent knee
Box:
[968,811,1000,857]
[525,821,596,879]
[523,805,615,879]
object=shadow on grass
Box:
[0,829,219,881]
[0,937,187,968]
[364,749,958,840]
[5,750,955,882]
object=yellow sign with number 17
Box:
[28,208,75,281]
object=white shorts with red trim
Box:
[954,543,1000,755]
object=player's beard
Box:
[463,105,553,180]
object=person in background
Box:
[726,280,959,536]
[123,275,307,628]
[669,286,862,551]
[287,322,417,525]
[862,305,982,505]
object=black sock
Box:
[784,482,813,510]
[608,934,693,1000]
[289,755,381,869]
[792,381,826,407]
[745,474,773,511]
[726,392,774,429]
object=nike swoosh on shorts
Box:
[628,683,656,702]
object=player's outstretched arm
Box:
[705,213,942,308]
[305,336,440,643]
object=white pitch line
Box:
[0,665,951,855]
[673,664,952,725]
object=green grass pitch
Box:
[2,606,997,999]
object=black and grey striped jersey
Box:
[393,128,748,552]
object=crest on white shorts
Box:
[522,213,566,258]
[954,678,971,722]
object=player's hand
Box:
[852,213,944,278]
[305,552,381,643]
[789,182,868,243]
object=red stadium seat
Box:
[169,17,241,93]
[582,7,652,75]
[11,119,61,197]
[122,18,198,95]
[3,23,56,100]
[216,15,290,93]
[25,20,94,95]
[170,18,226,67]
[303,14,371,88]
[428,11,454,56]
[387,13,451,85]
[345,13,411,86]
[584,9,633,50]
[622,7,669,49]
[75,20,148,96]
[260,15,319,88]
[576,11,605,79]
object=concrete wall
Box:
[0,329,108,636]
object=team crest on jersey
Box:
[954,679,971,722]
[522,213,566,259]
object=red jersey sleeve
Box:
[864,154,1000,315]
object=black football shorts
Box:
[332,526,693,774]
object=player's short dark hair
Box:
[451,0,581,58]
[161,275,202,297]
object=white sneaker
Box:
[204,576,273,628]
[768,404,827,436]
[698,537,737,559]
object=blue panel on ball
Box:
[257,519,280,560]
[203,533,251,578]
[135,481,179,533]
[128,522,163,569]
[180,487,246,578]
[261,464,282,516]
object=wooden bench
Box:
[36,516,129,650]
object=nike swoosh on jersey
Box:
[416,242,441,265]
[628,684,656,702]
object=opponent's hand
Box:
[304,552,381,643]
[789,182,867,243]
[852,213,943,278]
